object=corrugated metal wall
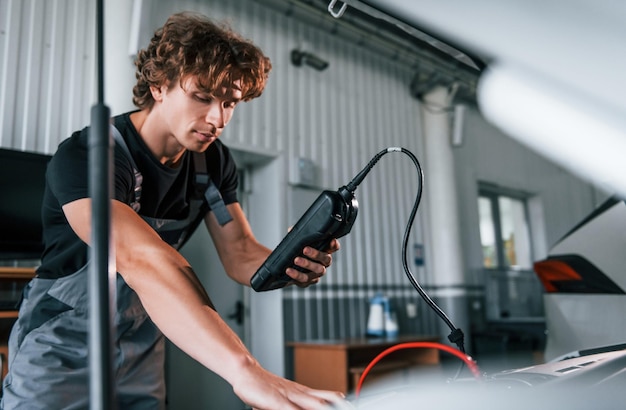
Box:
[183,0,432,340]
[0,0,96,153]
[137,0,435,341]
[1,0,435,340]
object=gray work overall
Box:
[1,128,232,409]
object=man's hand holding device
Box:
[286,239,341,288]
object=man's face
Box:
[155,76,242,152]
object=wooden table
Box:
[287,335,440,393]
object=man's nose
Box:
[205,102,226,128]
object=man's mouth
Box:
[196,131,216,143]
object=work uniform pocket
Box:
[11,264,88,350]
[12,280,69,349]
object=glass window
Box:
[478,187,533,269]
[498,196,532,268]
[478,197,498,268]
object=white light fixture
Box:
[477,62,626,198]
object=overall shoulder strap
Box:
[110,124,143,212]
[192,151,233,227]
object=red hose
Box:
[355,342,482,397]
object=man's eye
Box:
[195,95,212,103]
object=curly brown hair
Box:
[132,12,272,109]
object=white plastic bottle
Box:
[366,293,386,337]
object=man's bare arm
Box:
[62,198,344,409]
[205,203,339,287]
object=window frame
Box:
[478,183,534,270]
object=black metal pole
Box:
[89,0,115,408]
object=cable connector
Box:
[447,328,465,351]
[345,148,388,192]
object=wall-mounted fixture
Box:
[291,49,329,71]
[289,157,320,188]
[451,104,466,147]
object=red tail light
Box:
[534,259,582,293]
[534,254,625,294]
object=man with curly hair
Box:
[1,12,344,409]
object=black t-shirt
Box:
[37,112,239,279]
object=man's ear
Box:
[150,85,165,102]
